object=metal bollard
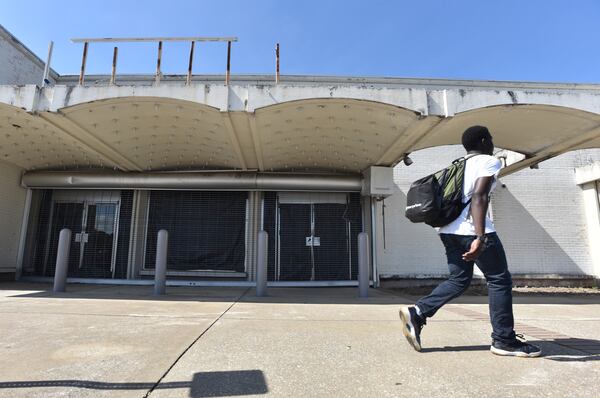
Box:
[358,232,370,298]
[256,230,268,297]
[154,229,168,295]
[53,228,71,293]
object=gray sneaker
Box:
[399,306,425,352]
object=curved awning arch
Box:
[1,93,599,175]
[43,96,243,171]
[0,102,120,170]
[408,104,600,175]
[253,98,426,173]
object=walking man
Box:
[399,125,542,357]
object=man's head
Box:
[462,125,494,155]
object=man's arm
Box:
[462,175,494,261]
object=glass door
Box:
[44,202,84,276]
[44,200,119,278]
[80,203,119,278]
[277,203,313,281]
[313,203,351,280]
[276,193,352,281]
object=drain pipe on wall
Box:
[370,197,379,288]
[41,41,53,87]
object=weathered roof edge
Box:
[52,73,600,91]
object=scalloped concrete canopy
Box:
[415,105,600,154]
[414,104,600,175]
[1,78,600,175]
[254,99,420,172]
[0,97,425,173]
[0,104,119,170]
[60,98,238,171]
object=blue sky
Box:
[2,0,600,82]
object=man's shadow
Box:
[421,345,490,353]
[420,338,600,362]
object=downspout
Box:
[370,197,379,287]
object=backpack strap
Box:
[451,152,483,165]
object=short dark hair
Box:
[462,125,491,151]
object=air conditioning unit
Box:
[362,166,394,197]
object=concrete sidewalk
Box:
[0,283,599,397]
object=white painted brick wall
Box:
[378,147,600,278]
[0,31,50,85]
[0,161,26,272]
[378,146,462,278]
[495,148,600,276]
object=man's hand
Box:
[462,238,483,262]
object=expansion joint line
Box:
[144,287,252,397]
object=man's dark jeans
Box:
[415,232,516,343]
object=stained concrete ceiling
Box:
[59,97,239,171]
[254,99,419,172]
[0,97,599,174]
[414,105,600,155]
[0,104,118,170]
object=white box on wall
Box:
[362,166,394,197]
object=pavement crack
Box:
[143,287,251,398]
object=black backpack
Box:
[405,154,480,227]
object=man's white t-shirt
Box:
[437,154,502,236]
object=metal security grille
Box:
[23,189,133,279]
[143,191,247,275]
[263,192,362,282]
